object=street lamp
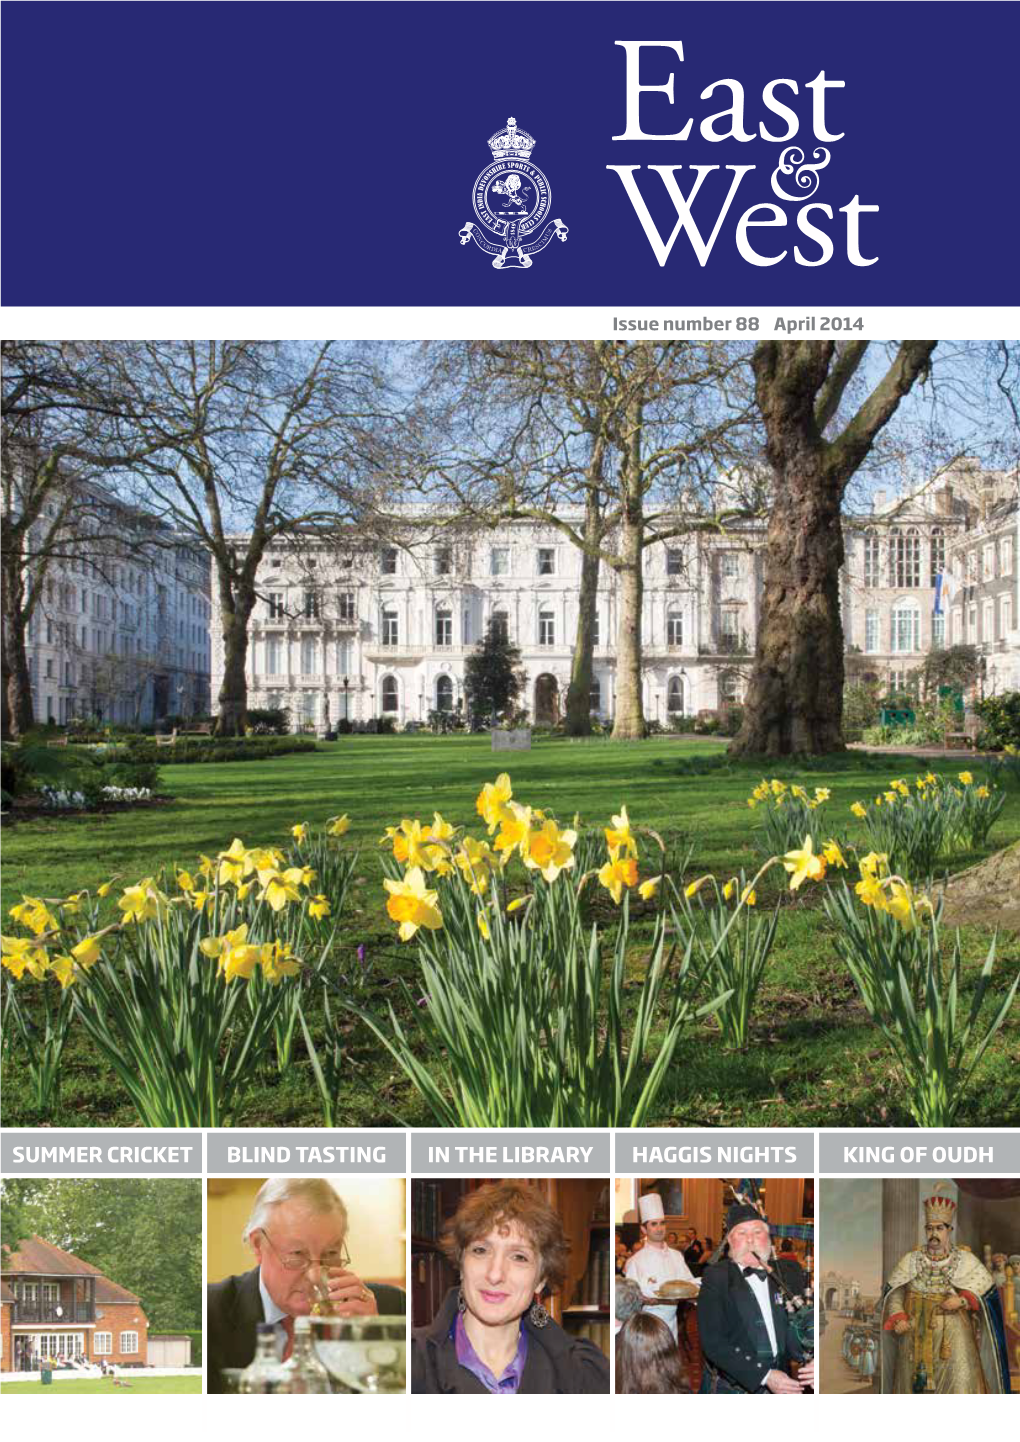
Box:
[342,674,350,721]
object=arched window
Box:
[863,528,880,588]
[667,609,683,647]
[435,607,452,647]
[436,674,454,712]
[930,526,945,587]
[589,676,601,714]
[667,675,684,713]
[892,527,921,588]
[381,675,399,712]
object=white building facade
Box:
[25,491,212,727]
[217,463,1019,731]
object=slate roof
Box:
[0,1235,141,1305]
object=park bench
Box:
[179,721,213,736]
[154,728,178,748]
[46,735,70,748]
[943,721,980,752]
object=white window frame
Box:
[381,676,399,713]
[380,547,398,576]
[120,1331,139,1355]
[490,547,509,577]
[665,548,683,577]
[720,552,739,579]
[864,609,879,654]
[435,608,453,647]
[300,637,319,676]
[1002,537,1013,576]
[983,543,996,580]
[381,608,399,646]
[891,603,920,653]
[667,676,684,714]
[667,611,683,648]
[434,547,452,576]
[538,610,555,646]
[337,590,356,622]
[435,674,454,712]
[929,527,945,587]
[1001,594,1013,637]
[94,1332,113,1356]
[931,613,945,648]
[982,599,994,642]
[537,547,556,576]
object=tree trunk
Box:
[729,454,845,756]
[1,562,33,738]
[215,587,255,737]
[611,498,645,740]
[564,487,603,736]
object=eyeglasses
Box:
[257,1228,350,1273]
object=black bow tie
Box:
[742,1266,768,1280]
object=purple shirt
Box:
[453,1312,529,1394]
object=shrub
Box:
[974,691,1020,750]
[120,736,318,765]
[245,706,291,735]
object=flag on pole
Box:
[934,570,957,616]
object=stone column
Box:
[882,1179,920,1283]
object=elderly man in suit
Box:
[207,1176,405,1392]
[697,1201,814,1395]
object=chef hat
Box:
[638,1193,665,1223]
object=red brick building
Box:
[1,1236,148,1371]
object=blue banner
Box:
[2,1,1016,305]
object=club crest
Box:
[459,117,568,270]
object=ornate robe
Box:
[880,1247,1007,1394]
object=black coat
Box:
[411,1287,610,1394]
[206,1265,406,1393]
[696,1258,808,1394]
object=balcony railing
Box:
[12,1300,95,1324]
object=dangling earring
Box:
[457,1286,467,1315]
[528,1294,550,1328]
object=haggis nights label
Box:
[618,1130,813,1174]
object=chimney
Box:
[873,490,887,513]
[936,484,954,516]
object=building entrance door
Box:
[534,673,559,725]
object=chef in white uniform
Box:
[624,1192,700,1341]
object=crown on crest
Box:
[488,116,535,161]
[923,1185,957,1226]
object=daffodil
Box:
[454,836,495,895]
[782,837,827,891]
[476,910,491,941]
[476,773,513,833]
[117,878,167,924]
[524,819,577,882]
[814,787,831,803]
[259,941,302,984]
[248,847,285,884]
[427,812,456,844]
[883,880,921,931]
[200,924,261,982]
[722,879,737,901]
[822,839,847,869]
[327,814,350,836]
[958,771,973,786]
[605,805,638,861]
[383,867,443,941]
[850,801,867,819]
[506,897,529,914]
[746,797,758,810]
[308,894,331,921]
[96,879,115,898]
[684,875,711,899]
[291,823,308,844]
[218,837,254,886]
[493,802,532,861]
[598,856,639,904]
[61,892,86,916]
[259,869,304,912]
[975,785,990,799]
[859,852,890,881]
[2,935,50,980]
[51,954,77,988]
[638,878,660,902]
[855,874,887,908]
[381,818,433,869]
[177,870,196,894]
[9,897,58,936]
[71,934,103,969]
[891,779,910,797]
[883,791,899,806]
[741,885,757,907]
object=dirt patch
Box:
[938,842,1020,930]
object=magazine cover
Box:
[2,0,1018,1428]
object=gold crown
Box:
[488,116,535,161]
[923,1187,957,1226]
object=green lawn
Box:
[3,735,1018,1128]
[0,1374,203,1394]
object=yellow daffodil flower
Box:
[197,854,216,880]
[427,812,456,844]
[476,910,490,941]
[722,879,736,901]
[233,881,253,903]
[638,878,660,902]
[308,894,331,921]
[605,805,638,861]
[71,934,103,969]
[598,856,639,905]
[741,886,757,907]
[747,798,758,810]
[882,791,899,806]
[791,784,808,802]
[850,801,867,819]
[2,935,50,980]
[177,870,196,893]
[958,771,973,786]
[383,867,443,941]
[855,874,886,908]
[814,788,831,803]
[975,785,990,799]
[259,941,301,984]
[684,875,711,899]
[51,954,77,988]
[822,839,848,869]
[327,814,350,836]
[9,897,58,937]
[259,869,304,912]
[892,779,909,797]
[476,773,513,833]
[96,879,115,898]
[117,878,167,925]
[782,837,827,891]
[859,851,890,881]
[524,819,577,883]
[506,897,529,914]
[493,802,533,861]
[455,836,495,896]
[291,823,308,844]
[61,892,86,916]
